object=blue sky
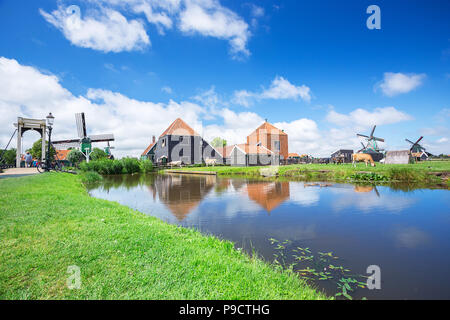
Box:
[0,0,449,157]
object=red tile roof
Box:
[141,142,156,156]
[248,121,287,137]
[288,153,300,158]
[55,150,70,160]
[159,118,200,138]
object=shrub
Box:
[140,159,154,173]
[121,157,141,174]
[387,168,421,182]
[90,148,108,161]
[67,149,84,165]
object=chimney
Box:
[152,135,155,143]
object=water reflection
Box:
[88,173,450,299]
[244,181,290,212]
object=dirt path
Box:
[0,167,39,178]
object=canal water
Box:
[88,173,450,300]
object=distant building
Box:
[247,121,288,161]
[330,149,353,163]
[141,136,157,162]
[142,118,222,165]
[385,150,412,164]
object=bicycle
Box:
[36,160,63,173]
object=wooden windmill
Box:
[356,125,385,153]
[52,112,114,162]
[406,136,429,160]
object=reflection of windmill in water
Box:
[356,125,385,161]
[406,136,430,161]
[52,112,115,161]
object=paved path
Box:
[0,168,39,179]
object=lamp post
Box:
[45,112,54,172]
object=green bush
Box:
[79,158,149,175]
[140,159,154,173]
[90,148,108,161]
[67,149,84,165]
[121,157,141,174]
[387,168,421,182]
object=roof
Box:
[248,121,287,137]
[288,153,300,158]
[141,141,156,156]
[215,145,234,158]
[159,118,200,138]
[55,150,70,160]
[234,143,274,155]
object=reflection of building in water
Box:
[147,174,216,221]
[244,182,290,212]
[353,185,374,193]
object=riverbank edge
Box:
[162,162,450,187]
[0,173,329,300]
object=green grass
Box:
[170,161,450,184]
[0,173,328,300]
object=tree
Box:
[30,139,55,161]
[0,148,16,165]
[67,149,84,165]
[90,148,108,161]
[211,137,227,148]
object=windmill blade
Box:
[370,125,376,138]
[405,138,415,145]
[357,134,370,138]
[75,113,87,138]
[90,134,115,142]
[52,138,81,144]
[373,136,385,142]
[51,140,81,150]
[415,136,424,144]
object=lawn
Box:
[0,173,328,300]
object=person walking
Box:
[25,152,33,168]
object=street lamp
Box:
[45,112,54,172]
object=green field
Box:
[168,161,450,184]
[0,173,327,300]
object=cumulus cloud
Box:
[326,106,413,128]
[232,76,312,107]
[40,5,150,53]
[179,0,250,57]
[377,72,426,97]
[0,57,203,157]
[40,0,251,57]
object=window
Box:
[274,140,280,151]
[162,138,166,147]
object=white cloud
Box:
[377,72,426,97]
[161,86,173,94]
[437,137,448,144]
[40,5,150,53]
[261,76,311,102]
[232,76,312,107]
[40,0,251,57]
[326,106,413,128]
[0,57,204,157]
[179,0,250,57]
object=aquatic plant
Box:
[269,238,367,300]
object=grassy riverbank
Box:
[0,173,327,299]
[169,161,450,185]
